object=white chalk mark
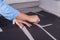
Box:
[13,19,16,24]
[35,24,57,40]
[42,24,53,27]
[0,27,3,32]
[19,24,34,40]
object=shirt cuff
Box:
[0,1,20,21]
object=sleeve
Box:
[0,1,20,21]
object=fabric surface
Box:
[0,11,60,40]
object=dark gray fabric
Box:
[0,11,60,40]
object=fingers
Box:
[22,21,32,27]
[15,19,32,28]
[34,17,40,24]
[15,20,22,29]
[28,15,40,23]
[35,15,40,23]
[31,15,40,24]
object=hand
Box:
[16,13,40,24]
[15,13,40,28]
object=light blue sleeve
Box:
[0,0,20,21]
